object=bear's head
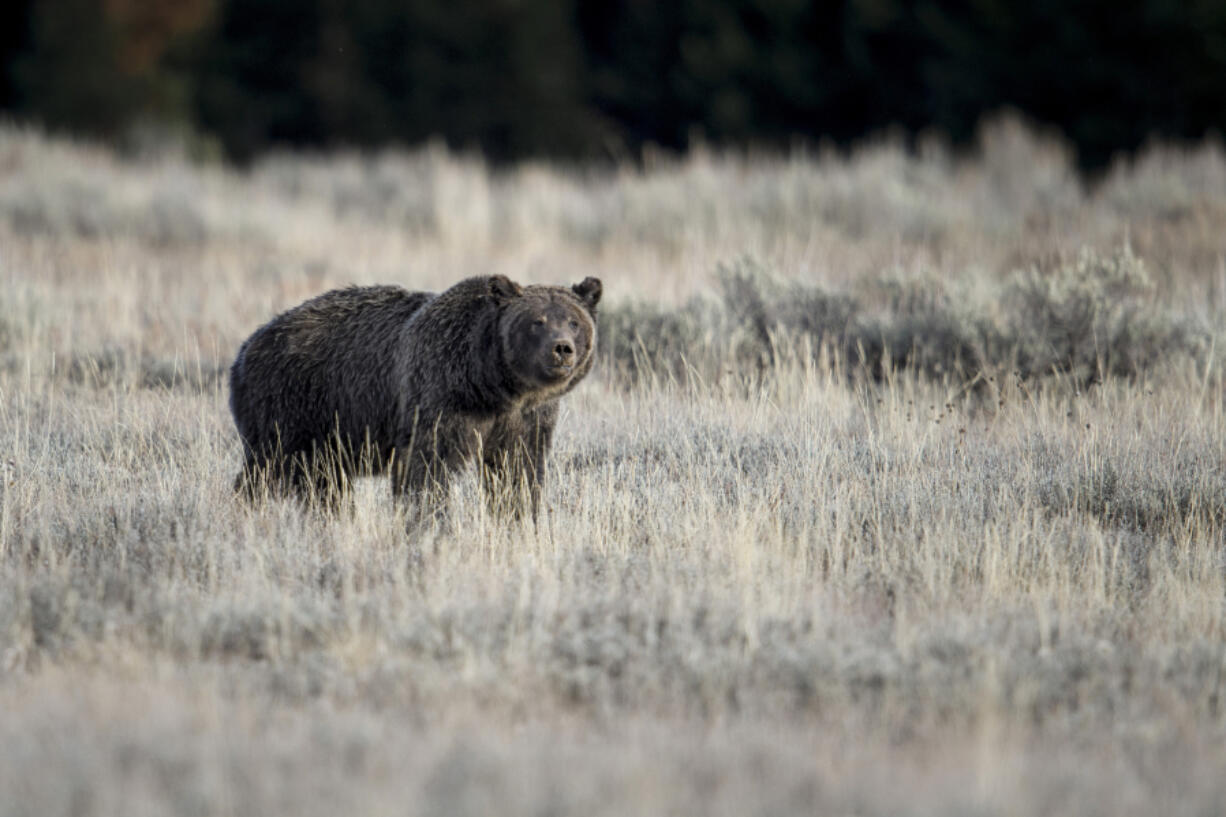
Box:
[492,275,601,392]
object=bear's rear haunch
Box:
[229,275,601,520]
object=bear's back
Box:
[230,285,435,458]
[240,286,429,366]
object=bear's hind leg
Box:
[287,443,358,513]
[234,449,291,504]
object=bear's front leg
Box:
[391,416,467,528]
[481,403,557,523]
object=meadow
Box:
[1,115,1225,815]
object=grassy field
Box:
[2,116,1225,815]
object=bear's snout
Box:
[553,339,576,365]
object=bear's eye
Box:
[568,320,579,330]
[532,317,547,327]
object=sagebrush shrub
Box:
[599,249,1204,390]
[1007,246,1193,381]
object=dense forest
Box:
[3,0,1224,167]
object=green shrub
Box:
[1007,247,1194,381]
[597,297,720,384]
[598,248,1206,391]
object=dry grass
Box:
[2,116,1225,815]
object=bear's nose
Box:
[554,340,575,363]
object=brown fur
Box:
[229,275,601,521]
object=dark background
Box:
[3,0,1224,168]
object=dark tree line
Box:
[3,0,1225,167]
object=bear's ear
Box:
[489,275,523,301]
[572,277,602,311]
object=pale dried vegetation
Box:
[1,115,1225,815]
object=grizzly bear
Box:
[229,274,601,520]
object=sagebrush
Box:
[1,119,1224,816]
